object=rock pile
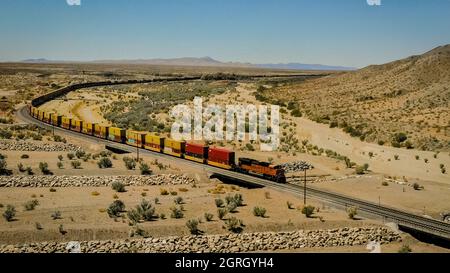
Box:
[0,174,195,188]
[280,161,314,173]
[0,140,80,152]
[0,227,401,253]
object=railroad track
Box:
[17,106,450,240]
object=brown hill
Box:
[260,45,450,151]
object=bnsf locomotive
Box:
[28,106,286,183]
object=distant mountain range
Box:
[21,57,356,71]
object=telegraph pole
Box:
[304,168,307,205]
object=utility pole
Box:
[303,168,307,205]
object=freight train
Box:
[28,106,286,183]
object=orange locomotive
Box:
[238,158,286,183]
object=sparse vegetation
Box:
[253,207,267,218]
[51,211,62,220]
[186,219,201,235]
[24,199,39,211]
[347,206,358,220]
[107,200,125,218]
[170,206,184,219]
[301,205,315,218]
[111,181,126,193]
[71,160,82,169]
[3,205,16,222]
[97,157,113,168]
[225,217,244,233]
[204,212,214,222]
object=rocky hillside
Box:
[261,45,450,151]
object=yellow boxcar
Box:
[51,114,61,126]
[94,124,109,139]
[31,107,37,118]
[144,134,165,152]
[108,127,126,143]
[126,130,146,147]
[43,112,52,124]
[38,110,45,121]
[70,119,83,132]
[82,122,96,135]
[163,138,186,157]
[61,117,71,129]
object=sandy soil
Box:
[0,183,369,245]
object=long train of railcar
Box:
[28,105,286,183]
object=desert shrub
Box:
[442,168,447,174]
[137,199,156,221]
[227,201,238,213]
[26,167,33,175]
[111,181,126,192]
[18,163,26,173]
[264,191,271,199]
[355,165,366,175]
[0,159,12,176]
[154,197,160,204]
[21,154,30,159]
[107,200,125,218]
[287,201,294,209]
[225,194,244,206]
[413,183,421,191]
[67,153,75,160]
[170,206,184,219]
[159,213,166,220]
[3,205,16,221]
[127,209,141,224]
[97,157,113,168]
[301,205,315,218]
[51,211,62,220]
[225,217,244,233]
[174,196,184,205]
[398,245,412,253]
[382,181,389,186]
[39,162,52,175]
[215,198,224,208]
[393,132,408,143]
[58,155,63,161]
[347,206,358,219]
[123,157,136,170]
[179,188,189,192]
[245,143,255,151]
[57,161,64,169]
[58,224,66,235]
[35,222,43,230]
[75,150,86,159]
[253,207,267,217]
[71,160,81,169]
[24,199,39,211]
[186,219,201,235]
[415,155,420,160]
[218,208,228,220]
[139,163,152,175]
[204,212,214,222]
[170,191,178,196]
[394,155,400,160]
[49,188,56,192]
[424,158,429,163]
[160,188,169,195]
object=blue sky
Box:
[0,0,449,67]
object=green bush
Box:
[123,157,136,170]
[204,212,214,222]
[107,200,125,218]
[137,199,156,221]
[97,157,113,168]
[225,194,244,206]
[111,181,126,193]
[58,155,63,161]
[139,163,152,175]
[347,206,358,219]
[39,162,52,175]
[51,211,62,220]
[3,205,16,221]
[67,153,75,160]
[398,245,412,253]
[75,150,86,159]
[17,163,26,173]
[24,199,39,211]
[413,183,421,191]
[186,219,201,235]
[301,205,315,218]
[215,198,224,208]
[225,217,244,233]
[174,196,184,205]
[170,206,184,219]
[21,154,30,159]
[71,160,82,169]
[57,161,64,169]
[127,209,141,224]
[287,201,294,209]
[217,208,228,220]
[253,207,267,218]
[227,201,238,213]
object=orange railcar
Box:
[238,158,286,183]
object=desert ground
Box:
[0,61,448,253]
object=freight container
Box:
[126,130,146,148]
[163,138,186,157]
[94,124,109,139]
[51,114,62,127]
[144,134,165,152]
[207,147,235,169]
[61,117,71,129]
[43,112,52,124]
[108,127,126,143]
[70,119,83,132]
[185,143,208,163]
[32,107,38,118]
[82,122,96,135]
[38,110,45,121]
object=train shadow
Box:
[210,174,265,190]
